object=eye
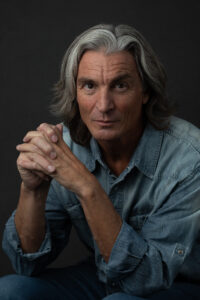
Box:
[114,81,128,91]
[84,82,95,90]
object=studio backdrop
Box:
[0,0,199,276]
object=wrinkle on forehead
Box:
[77,50,137,84]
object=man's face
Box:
[76,49,148,144]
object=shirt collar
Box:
[88,122,164,179]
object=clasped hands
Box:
[16,123,94,197]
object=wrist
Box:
[77,174,101,201]
[21,181,50,199]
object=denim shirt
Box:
[2,116,200,296]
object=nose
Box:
[96,88,114,113]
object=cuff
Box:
[4,211,52,261]
[101,221,148,281]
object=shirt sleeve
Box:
[2,180,72,276]
[101,166,200,296]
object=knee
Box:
[103,292,145,299]
[103,293,125,299]
[0,274,36,300]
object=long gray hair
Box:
[51,24,174,145]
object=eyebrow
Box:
[77,73,133,85]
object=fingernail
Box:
[48,165,55,172]
[51,135,58,142]
[50,151,57,159]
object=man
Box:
[1,24,200,300]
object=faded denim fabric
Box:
[2,116,200,297]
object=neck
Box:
[98,123,145,176]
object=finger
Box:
[37,123,60,143]
[16,143,45,156]
[16,142,57,160]
[23,131,45,143]
[56,123,63,134]
[22,133,57,159]
[17,155,51,182]
[39,125,65,151]
[19,152,56,174]
[17,157,43,173]
[34,171,51,182]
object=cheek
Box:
[77,96,94,119]
[116,96,144,120]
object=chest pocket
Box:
[127,214,147,232]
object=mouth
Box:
[94,120,117,126]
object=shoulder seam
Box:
[164,129,200,156]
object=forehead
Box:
[77,50,138,78]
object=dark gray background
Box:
[0,0,200,276]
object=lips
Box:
[94,119,117,122]
[94,120,117,126]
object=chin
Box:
[92,131,120,142]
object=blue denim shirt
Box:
[3,116,200,296]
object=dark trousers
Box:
[0,259,199,299]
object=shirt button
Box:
[175,247,184,256]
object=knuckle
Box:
[26,130,34,137]
[46,128,54,138]
[39,122,47,128]
[42,144,52,155]
[48,127,54,134]
[33,161,38,169]
[32,144,38,152]
[47,145,53,153]
[34,136,41,142]
[17,152,23,161]
[39,125,54,136]
[17,158,23,166]
[33,135,43,143]
[25,131,31,136]
[46,125,55,136]
[32,136,52,153]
